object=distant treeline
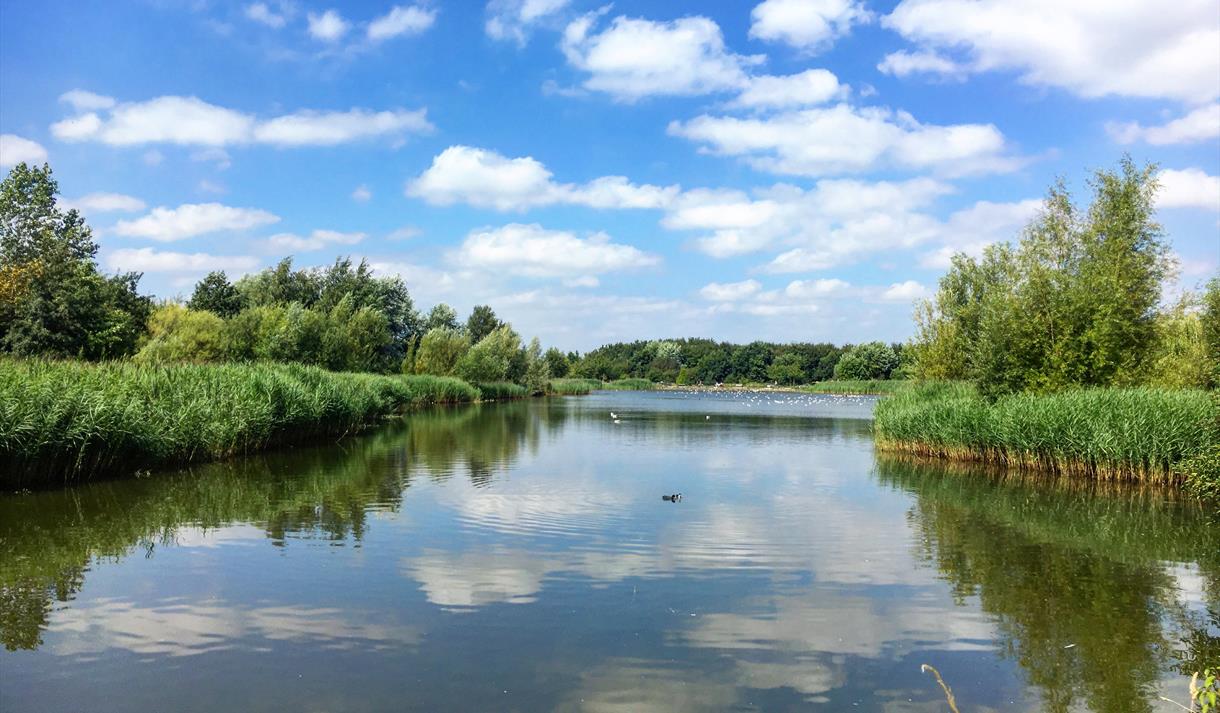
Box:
[568,338,909,385]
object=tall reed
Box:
[602,378,655,391]
[874,381,1216,483]
[0,359,481,486]
[546,378,595,395]
[802,380,906,395]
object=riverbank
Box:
[0,359,536,488]
[654,380,904,396]
[874,381,1217,488]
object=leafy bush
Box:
[833,342,899,381]
[476,381,528,400]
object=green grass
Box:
[601,378,655,391]
[801,379,907,395]
[547,378,595,395]
[475,381,529,400]
[0,359,482,487]
[874,381,1217,484]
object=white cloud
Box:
[307,9,349,42]
[105,248,259,273]
[877,49,965,78]
[749,0,870,51]
[917,198,1041,267]
[387,226,421,240]
[142,150,164,166]
[190,147,232,170]
[1157,168,1220,211]
[62,192,146,213]
[267,229,366,251]
[49,93,431,148]
[407,145,677,211]
[700,279,763,301]
[114,203,280,242]
[730,69,844,109]
[253,108,431,146]
[351,185,372,202]
[1107,104,1220,146]
[486,0,570,45]
[664,178,953,265]
[0,134,48,167]
[561,13,763,101]
[368,5,437,41]
[59,89,115,111]
[881,280,929,301]
[452,223,659,278]
[244,2,287,28]
[883,0,1220,103]
[669,103,1018,177]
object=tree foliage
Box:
[412,327,470,376]
[188,271,244,318]
[465,304,501,344]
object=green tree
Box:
[767,351,805,384]
[455,324,520,383]
[523,337,548,394]
[425,303,460,331]
[135,303,227,363]
[0,163,151,359]
[1203,278,1220,388]
[188,271,244,317]
[466,304,501,343]
[834,342,899,380]
[413,327,470,376]
[544,347,570,377]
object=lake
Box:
[1,390,1216,712]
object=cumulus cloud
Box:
[880,280,929,301]
[244,2,288,28]
[452,223,659,278]
[749,0,870,51]
[877,49,966,78]
[367,5,437,41]
[916,198,1042,268]
[882,0,1220,103]
[0,134,48,167]
[669,103,1019,177]
[267,229,366,251]
[561,13,763,101]
[49,92,431,148]
[113,203,280,242]
[307,9,349,42]
[700,279,763,301]
[486,0,569,45]
[59,89,116,111]
[1157,168,1220,211]
[105,248,259,273]
[61,192,146,214]
[351,185,372,202]
[406,145,678,211]
[730,69,845,109]
[1107,104,1220,146]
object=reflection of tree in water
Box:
[0,402,544,651]
[402,401,559,485]
[876,456,1220,713]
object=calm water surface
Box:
[1,391,1217,712]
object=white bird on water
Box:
[610,412,618,419]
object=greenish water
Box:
[1,391,1216,712]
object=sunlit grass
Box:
[546,378,595,395]
[801,380,907,395]
[475,381,528,400]
[601,378,655,391]
[874,381,1216,483]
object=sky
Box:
[0,0,1217,351]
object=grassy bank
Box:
[475,381,529,400]
[602,378,655,391]
[874,381,1217,484]
[0,359,492,487]
[547,378,598,395]
[801,380,907,395]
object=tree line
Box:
[911,156,1219,397]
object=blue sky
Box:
[1,0,1217,350]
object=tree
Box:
[834,342,899,381]
[455,324,520,383]
[135,303,227,363]
[0,163,151,359]
[523,337,548,394]
[694,350,731,384]
[424,303,460,331]
[1204,278,1220,388]
[767,352,805,384]
[188,271,244,317]
[413,327,470,376]
[466,304,501,343]
[544,347,570,377]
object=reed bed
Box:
[0,359,481,487]
[802,379,907,395]
[546,378,595,395]
[874,381,1217,484]
[601,378,655,391]
[475,381,529,400]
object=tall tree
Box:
[0,163,150,359]
[425,303,460,331]
[466,304,501,343]
[188,271,244,317]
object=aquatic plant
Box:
[601,378,655,391]
[801,380,907,395]
[475,381,528,400]
[546,378,595,395]
[874,381,1216,483]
